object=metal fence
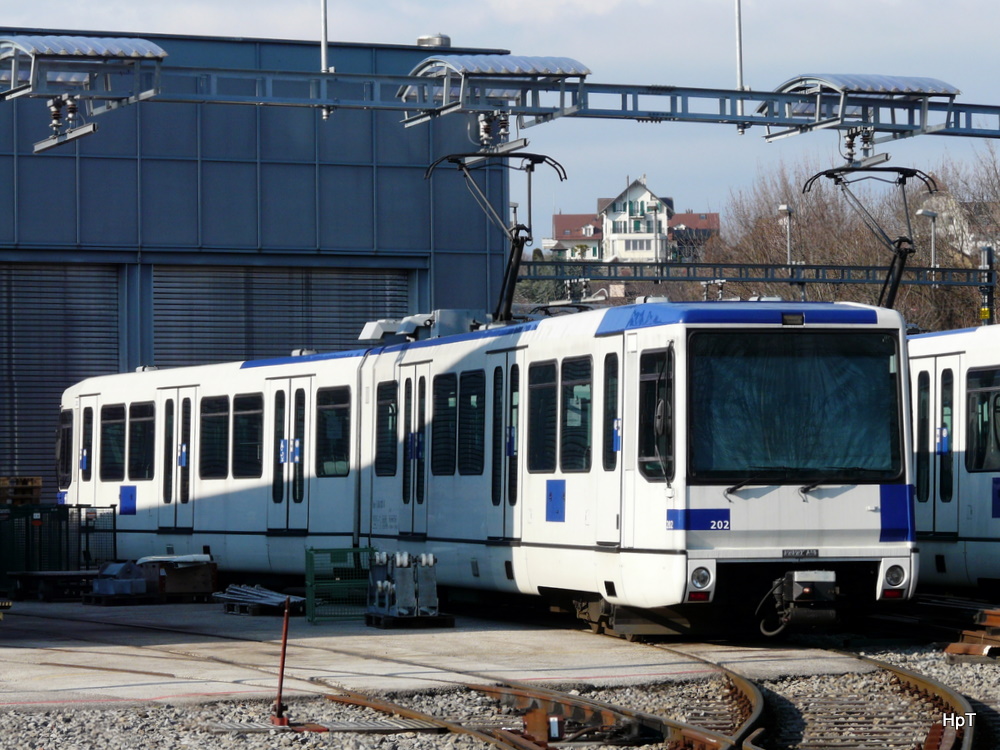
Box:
[0,505,117,590]
[305,547,372,623]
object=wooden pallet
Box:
[944,619,1000,662]
[364,611,455,629]
[0,477,42,505]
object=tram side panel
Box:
[910,326,1000,591]
[359,334,528,594]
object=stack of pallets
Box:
[0,477,41,506]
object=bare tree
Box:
[710,157,983,331]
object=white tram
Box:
[56,300,916,635]
[908,325,1000,594]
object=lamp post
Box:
[777,204,793,265]
[916,208,938,268]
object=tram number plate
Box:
[666,509,730,530]
[783,549,819,558]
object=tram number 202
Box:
[665,514,732,531]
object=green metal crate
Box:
[305,547,372,623]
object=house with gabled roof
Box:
[549,213,603,260]
[599,176,675,262]
[545,176,720,262]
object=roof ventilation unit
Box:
[417,33,451,48]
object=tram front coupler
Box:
[758,570,838,636]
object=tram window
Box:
[127,402,156,481]
[432,373,458,476]
[940,369,953,501]
[603,354,619,471]
[232,394,264,479]
[82,407,93,482]
[99,404,126,482]
[528,362,557,472]
[163,400,174,504]
[966,368,1000,472]
[57,410,73,489]
[374,381,398,477]
[272,390,285,503]
[180,399,191,503]
[638,350,673,481]
[560,357,592,472]
[491,367,504,505]
[293,389,305,503]
[316,387,351,478]
[416,377,426,504]
[916,371,930,501]
[508,365,519,504]
[199,396,230,480]
[459,370,486,475]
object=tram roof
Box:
[594,301,880,336]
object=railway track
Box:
[0,607,978,749]
[658,644,974,750]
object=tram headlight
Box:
[884,564,906,587]
[690,567,712,590]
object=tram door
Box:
[157,387,196,529]
[913,355,961,535]
[594,343,624,546]
[267,377,313,532]
[399,363,430,536]
[486,352,520,540]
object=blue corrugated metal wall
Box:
[0,27,510,494]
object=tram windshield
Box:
[687,330,902,484]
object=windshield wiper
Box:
[799,467,873,493]
[799,479,828,494]
[725,467,792,495]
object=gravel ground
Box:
[1,642,995,750]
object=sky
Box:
[6,0,998,234]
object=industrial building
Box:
[0,27,510,499]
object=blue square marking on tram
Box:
[993,478,1000,518]
[119,486,137,515]
[879,484,915,542]
[546,480,566,523]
